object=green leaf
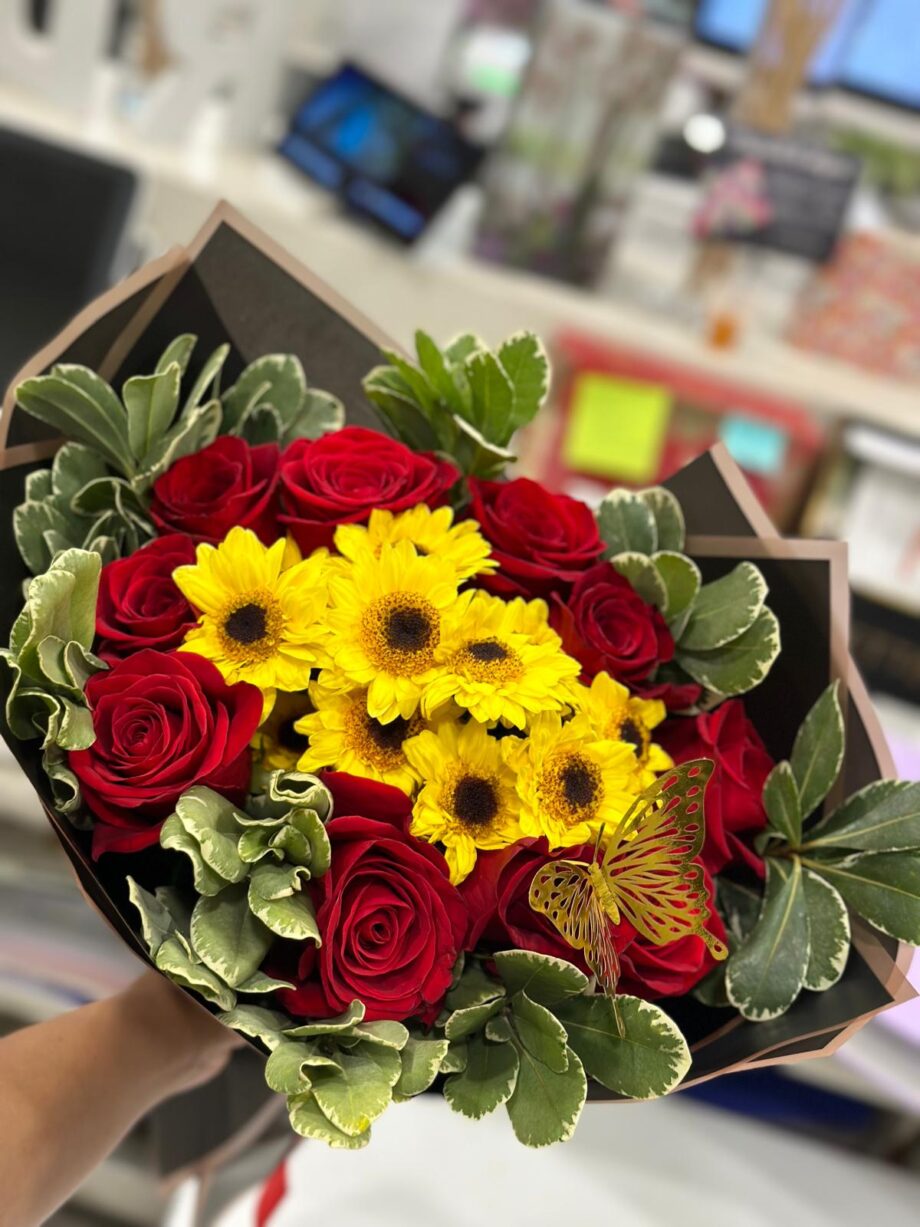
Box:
[284,1001,365,1037]
[640,487,685,552]
[184,343,230,412]
[414,330,465,416]
[492,950,589,1006]
[597,490,657,557]
[154,936,236,1011]
[807,780,920,853]
[810,852,920,944]
[169,786,248,882]
[511,993,568,1073]
[395,1036,450,1098]
[680,562,768,651]
[123,364,181,460]
[763,761,803,846]
[717,878,762,943]
[286,1093,370,1149]
[497,331,549,433]
[443,333,486,366]
[311,1044,401,1136]
[235,969,294,995]
[266,1041,321,1094]
[610,552,667,609]
[652,551,700,624]
[506,1045,586,1147]
[13,500,69,574]
[280,389,345,445]
[451,413,516,478]
[126,877,174,956]
[349,1021,408,1050]
[726,859,810,1021]
[444,1034,519,1120]
[362,366,442,452]
[802,869,850,991]
[678,606,781,698]
[190,882,273,988]
[444,999,503,1041]
[239,403,282,445]
[439,1042,468,1074]
[217,1004,288,1050]
[18,369,133,475]
[248,862,320,942]
[555,994,691,1098]
[53,443,110,500]
[445,960,505,1011]
[464,349,514,440]
[790,682,844,821]
[156,333,197,377]
[160,816,227,896]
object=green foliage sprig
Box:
[596,487,780,702]
[13,337,344,575]
[718,682,920,1021]
[363,330,549,479]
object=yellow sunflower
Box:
[335,504,496,582]
[173,526,329,704]
[504,712,638,849]
[576,672,673,789]
[422,591,581,729]
[252,689,314,771]
[325,539,462,723]
[404,720,524,884]
[295,677,424,793]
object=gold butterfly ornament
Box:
[529,759,728,1025]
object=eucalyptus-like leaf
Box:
[790,681,844,821]
[680,562,768,652]
[640,487,685,552]
[156,333,197,377]
[190,882,273,988]
[444,1034,519,1121]
[464,349,514,441]
[17,369,133,475]
[810,852,920,944]
[610,552,667,609]
[280,389,345,445]
[286,1093,370,1149]
[763,761,803,846]
[510,993,569,1074]
[497,331,549,436]
[806,780,920,853]
[362,366,442,452]
[218,1004,289,1051]
[506,1044,586,1147]
[678,606,781,698]
[122,363,181,461]
[652,551,700,625]
[726,859,810,1021]
[802,869,850,991]
[283,1001,365,1038]
[394,1036,450,1098]
[444,998,503,1041]
[127,877,174,956]
[492,950,588,1006]
[597,489,657,558]
[248,862,320,943]
[414,330,465,417]
[555,994,691,1099]
[183,343,230,412]
[154,935,236,1011]
[311,1044,401,1137]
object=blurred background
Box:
[2,0,920,1222]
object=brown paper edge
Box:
[0,245,189,469]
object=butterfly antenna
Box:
[593,823,606,863]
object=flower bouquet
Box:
[1,206,917,1152]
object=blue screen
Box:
[696,0,920,109]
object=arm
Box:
[0,972,237,1227]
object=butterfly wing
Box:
[529,861,621,997]
[602,759,728,959]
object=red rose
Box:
[460,841,634,970]
[660,700,773,876]
[618,865,727,999]
[95,534,197,663]
[279,426,459,554]
[278,773,468,1022]
[553,562,674,686]
[70,649,262,858]
[468,477,603,597]
[150,436,280,544]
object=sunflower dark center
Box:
[619,718,642,750]
[224,602,267,645]
[562,758,598,810]
[467,638,509,663]
[452,775,499,829]
[385,606,433,653]
[366,715,410,753]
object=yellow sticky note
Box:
[564,373,671,483]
